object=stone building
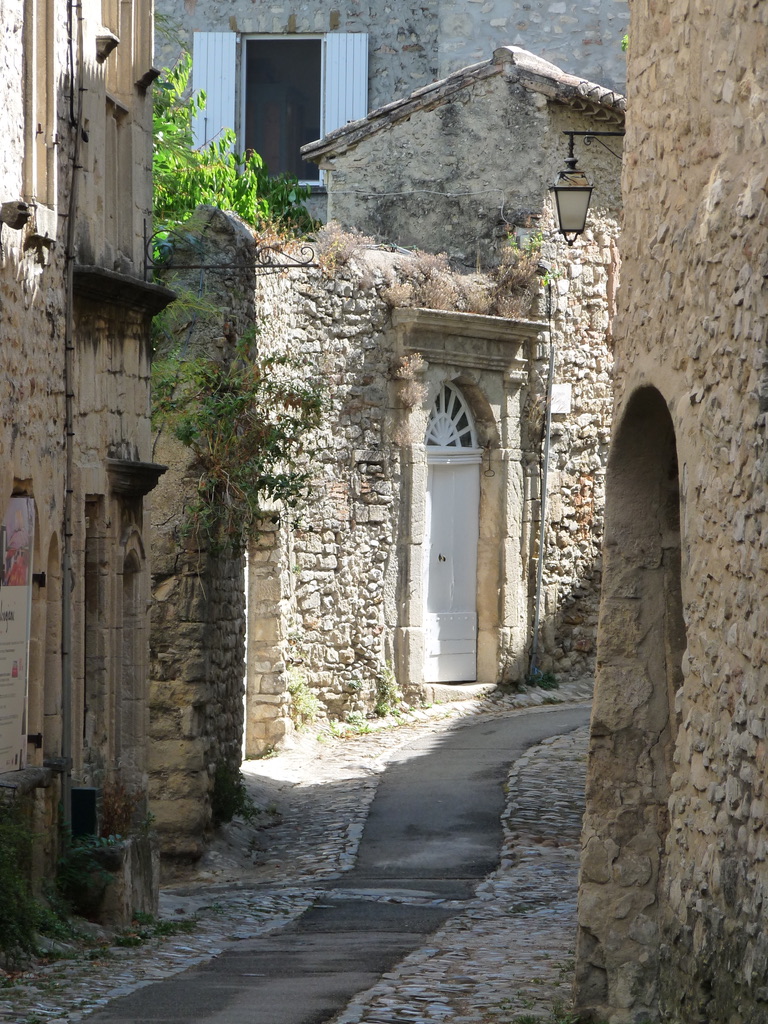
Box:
[303,45,624,267]
[0,0,172,918]
[149,46,623,856]
[574,2,768,1022]
[156,0,628,220]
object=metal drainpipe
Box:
[61,0,85,829]
[529,271,555,679]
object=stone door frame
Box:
[391,308,540,692]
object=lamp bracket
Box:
[144,225,317,279]
[563,130,625,162]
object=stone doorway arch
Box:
[575,386,686,1022]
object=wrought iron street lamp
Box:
[550,130,624,245]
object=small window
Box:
[244,38,322,181]
[425,383,478,448]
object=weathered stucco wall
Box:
[436,0,628,91]
[575,2,768,1022]
[156,0,628,97]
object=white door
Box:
[423,383,481,683]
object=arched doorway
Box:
[575,386,685,1021]
[423,383,482,683]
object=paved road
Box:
[83,705,589,1024]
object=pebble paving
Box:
[0,681,591,1024]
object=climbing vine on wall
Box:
[152,341,324,552]
[151,48,326,553]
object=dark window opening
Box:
[244,38,322,181]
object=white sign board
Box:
[551,382,573,415]
[0,497,34,772]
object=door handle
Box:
[438,553,446,562]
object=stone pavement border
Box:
[0,680,591,1024]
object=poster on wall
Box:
[0,497,34,772]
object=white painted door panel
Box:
[424,460,479,682]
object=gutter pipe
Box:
[61,0,85,829]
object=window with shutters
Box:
[191,31,368,185]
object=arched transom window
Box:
[425,383,478,448]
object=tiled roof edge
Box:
[302,58,499,161]
[494,46,626,115]
[302,45,626,162]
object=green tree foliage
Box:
[152,341,324,551]
[152,54,316,234]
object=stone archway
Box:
[575,386,685,1022]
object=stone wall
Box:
[305,47,623,682]
[151,209,614,779]
[149,212,256,861]
[244,248,403,750]
[157,0,628,98]
[575,2,768,1022]
[247,245,614,749]
[150,525,246,860]
[537,216,617,681]
[435,0,628,91]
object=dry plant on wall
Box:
[390,352,428,408]
[311,224,542,320]
[389,352,428,447]
[488,235,542,318]
[381,250,477,312]
[313,221,377,275]
[99,778,145,838]
[380,239,541,319]
[525,393,547,441]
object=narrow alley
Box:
[1,685,591,1024]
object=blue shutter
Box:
[191,32,237,148]
[324,33,369,135]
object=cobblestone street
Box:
[0,683,591,1024]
